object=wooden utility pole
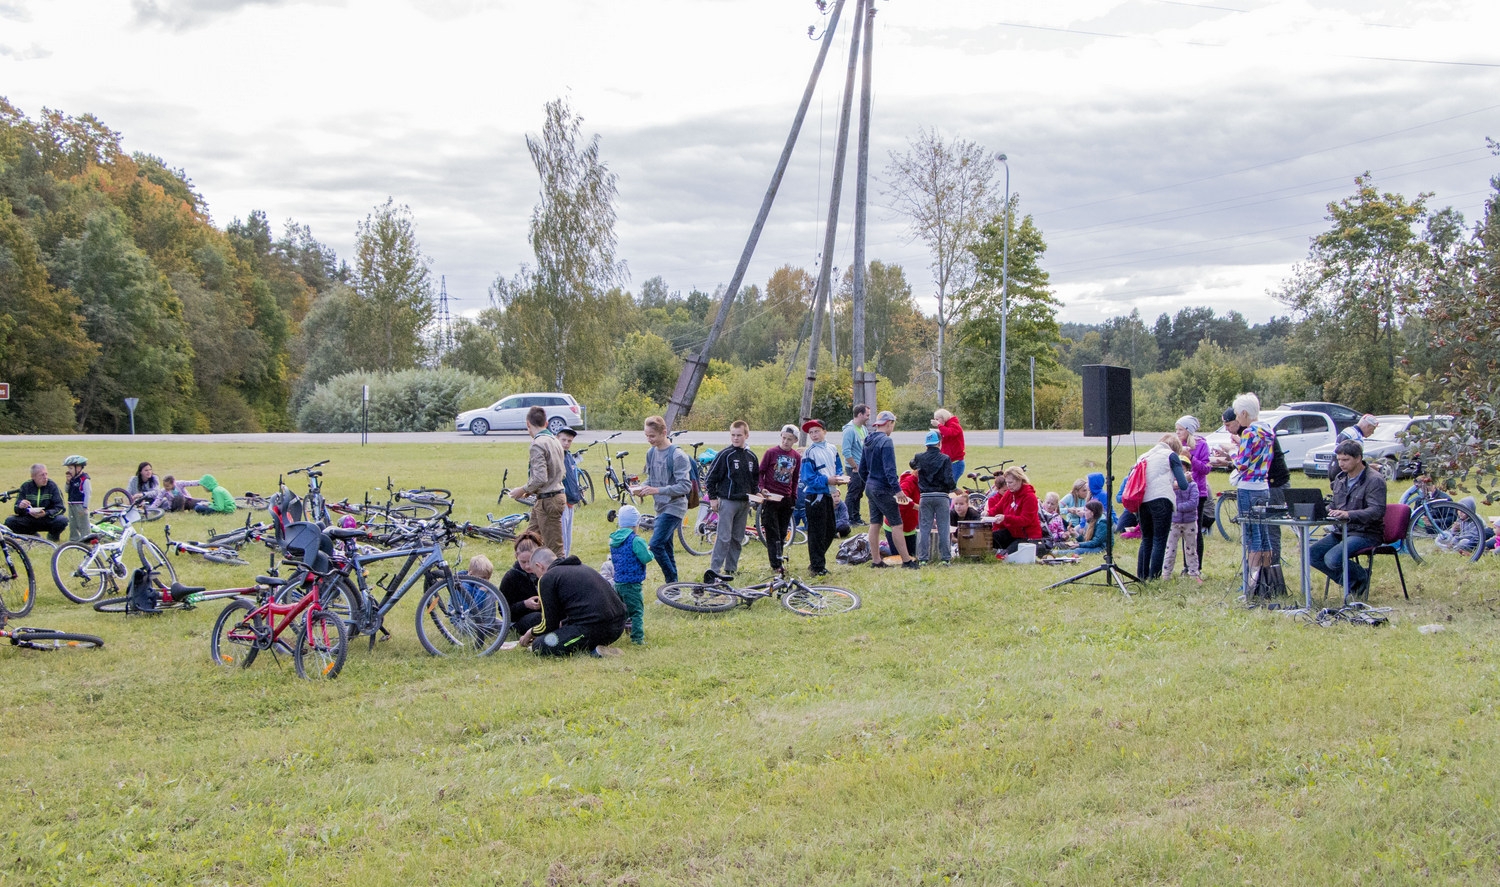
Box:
[851,0,878,411]
[663,0,851,431]
[797,0,865,438]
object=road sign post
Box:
[124,397,139,435]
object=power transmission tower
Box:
[434,275,454,359]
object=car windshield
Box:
[1366,421,1410,441]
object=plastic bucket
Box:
[1010,543,1037,564]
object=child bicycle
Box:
[656,570,860,616]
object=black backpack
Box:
[836,535,872,566]
[127,567,160,613]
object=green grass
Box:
[2,440,1498,885]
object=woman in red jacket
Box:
[933,409,966,485]
[986,466,1042,553]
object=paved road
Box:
[7,429,1109,448]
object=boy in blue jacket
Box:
[608,505,654,645]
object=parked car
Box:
[456,392,583,435]
[1278,401,1362,433]
[1203,409,1338,472]
[1301,414,1453,480]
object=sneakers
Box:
[870,560,890,569]
[592,645,624,658]
[809,567,830,578]
[901,559,921,570]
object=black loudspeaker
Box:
[1082,365,1132,437]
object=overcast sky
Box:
[2,0,1496,327]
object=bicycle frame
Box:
[295,532,456,641]
[233,585,326,650]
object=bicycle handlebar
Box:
[288,460,330,475]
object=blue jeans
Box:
[1238,488,1270,551]
[1308,532,1378,593]
[950,460,966,486]
[649,512,682,584]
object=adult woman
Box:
[1175,416,1211,564]
[1059,478,1090,531]
[758,425,802,573]
[986,466,1043,554]
[1133,433,1190,580]
[126,462,162,504]
[498,530,545,637]
[933,409,966,485]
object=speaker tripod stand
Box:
[1045,433,1139,596]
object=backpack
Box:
[127,567,160,613]
[1249,564,1290,604]
[836,534,872,565]
[667,445,702,509]
[1121,461,1148,513]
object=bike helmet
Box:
[63,454,87,466]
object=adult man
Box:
[638,415,695,584]
[557,426,583,556]
[1309,440,1388,598]
[1338,414,1379,444]
[840,405,869,525]
[518,549,626,657]
[704,420,758,582]
[799,419,845,577]
[6,464,67,541]
[860,410,918,569]
[508,406,567,555]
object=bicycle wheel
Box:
[101,488,130,510]
[9,629,104,651]
[235,494,270,511]
[139,505,166,522]
[1406,499,1486,565]
[415,577,511,657]
[389,503,440,520]
[0,537,36,618]
[135,538,178,586]
[782,585,861,616]
[656,581,740,613]
[51,542,107,604]
[676,520,707,557]
[294,610,348,680]
[210,598,262,668]
[201,548,249,566]
[577,469,594,506]
[1216,495,1241,543]
[603,473,621,503]
[92,596,132,613]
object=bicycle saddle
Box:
[255,575,289,587]
[326,527,368,540]
[169,582,207,595]
[615,450,630,459]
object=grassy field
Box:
[2,439,1498,886]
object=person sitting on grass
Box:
[519,549,627,658]
[126,462,162,503]
[609,505,653,645]
[987,466,1044,555]
[192,474,236,515]
[1068,500,1109,553]
[498,531,545,638]
[456,554,510,638]
[6,463,68,542]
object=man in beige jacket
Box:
[508,406,567,555]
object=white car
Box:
[1202,409,1338,472]
[1301,414,1452,480]
[456,392,583,436]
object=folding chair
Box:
[1324,504,1411,601]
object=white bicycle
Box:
[50,507,176,604]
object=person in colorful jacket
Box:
[799,419,845,577]
[608,506,654,645]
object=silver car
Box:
[1301,414,1452,480]
[456,392,583,436]
[1203,409,1339,472]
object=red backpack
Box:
[1121,461,1147,513]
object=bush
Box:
[0,386,79,435]
[296,369,505,432]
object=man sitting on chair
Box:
[1309,440,1388,599]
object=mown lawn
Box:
[2,439,1497,886]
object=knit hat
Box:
[925,430,940,446]
[617,505,641,528]
[1175,415,1199,433]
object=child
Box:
[1040,491,1069,544]
[609,505,654,645]
[1161,476,1202,581]
[1070,500,1109,553]
[62,455,91,541]
[458,554,507,638]
[193,474,236,515]
[883,469,920,560]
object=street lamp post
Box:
[997,154,1010,447]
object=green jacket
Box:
[199,475,236,514]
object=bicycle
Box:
[209,568,349,681]
[95,492,165,522]
[958,464,1003,510]
[657,571,859,616]
[1214,490,1241,542]
[570,432,620,505]
[234,491,271,511]
[275,518,511,657]
[286,460,333,525]
[0,524,38,619]
[163,519,271,567]
[602,449,642,505]
[1405,496,1487,564]
[91,565,249,614]
[0,607,103,651]
[50,506,177,604]
[387,478,454,518]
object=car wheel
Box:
[470,418,490,436]
[547,416,566,434]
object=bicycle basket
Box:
[281,521,334,573]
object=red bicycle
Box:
[209,578,348,680]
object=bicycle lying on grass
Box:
[656,570,860,616]
[163,518,271,567]
[1,589,103,650]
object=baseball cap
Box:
[1222,407,1237,425]
[780,424,799,436]
[875,410,897,425]
[801,419,824,433]
[925,430,940,446]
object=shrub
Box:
[296,369,505,432]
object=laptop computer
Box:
[1282,486,1327,521]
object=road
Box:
[6,429,1110,448]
